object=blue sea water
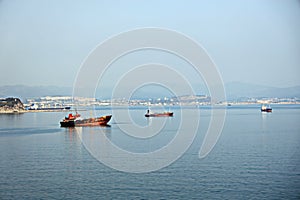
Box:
[0,105,299,199]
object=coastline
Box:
[0,109,85,114]
[1,102,299,114]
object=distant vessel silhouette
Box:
[261,104,272,112]
[28,103,71,111]
[145,109,173,117]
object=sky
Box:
[0,0,300,92]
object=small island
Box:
[0,97,25,113]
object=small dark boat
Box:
[145,109,173,117]
[60,113,112,127]
[261,105,272,112]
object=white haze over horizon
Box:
[0,0,300,91]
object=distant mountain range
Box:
[0,85,72,100]
[0,83,299,100]
[225,82,300,100]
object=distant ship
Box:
[60,113,112,127]
[261,104,272,112]
[145,109,173,117]
[28,103,71,111]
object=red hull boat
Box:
[60,113,112,127]
[145,110,173,117]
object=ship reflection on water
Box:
[64,126,112,145]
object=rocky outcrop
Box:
[0,97,25,113]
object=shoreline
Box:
[1,102,300,114]
[0,109,85,114]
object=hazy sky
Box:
[0,0,300,89]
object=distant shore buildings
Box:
[23,95,300,108]
[1,95,299,113]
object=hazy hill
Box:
[0,85,72,99]
[225,82,300,100]
[0,83,299,100]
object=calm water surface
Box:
[0,105,299,199]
